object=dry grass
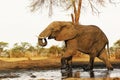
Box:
[0,57,48,62]
[0,53,119,62]
[0,54,119,70]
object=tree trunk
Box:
[71,0,82,25]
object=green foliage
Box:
[28,46,36,52]
[40,48,49,57]
[12,42,33,52]
[115,49,120,59]
[110,39,120,59]
[0,41,8,57]
[49,46,58,54]
[0,41,65,58]
[9,42,35,58]
[0,41,8,49]
[114,40,120,49]
[48,45,64,57]
[110,39,120,52]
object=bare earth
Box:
[0,55,119,70]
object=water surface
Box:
[0,68,120,80]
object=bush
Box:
[115,49,120,59]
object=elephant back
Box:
[76,25,108,54]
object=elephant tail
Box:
[106,42,110,59]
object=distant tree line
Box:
[0,41,65,58]
[110,40,120,59]
[0,40,120,59]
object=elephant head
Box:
[38,21,77,47]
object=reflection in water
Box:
[0,69,119,80]
[74,71,80,78]
[61,69,111,79]
[61,69,72,79]
[89,71,94,78]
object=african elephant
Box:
[38,21,113,71]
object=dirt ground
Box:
[0,55,119,70]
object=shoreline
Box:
[0,57,119,70]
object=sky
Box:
[0,0,120,48]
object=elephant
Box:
[38,21,113,71]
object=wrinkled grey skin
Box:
[38,21,113,71]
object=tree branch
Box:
[49,0,53,16]
[109,0,120,4]
[88,0,100,15]
[71,13,75,23]
[30,0,45,12]
[75,0,82,24]
[71,0,82,25]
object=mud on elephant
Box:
[38,21,113,71]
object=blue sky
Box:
[0,0,120,48]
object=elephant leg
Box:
[65,56,73,72]
[89,56,95,70]
[61,39,77,75]
[84,56,95,71]
[61,56,72,69]
[97,49,113,70]
[61,49,76,72]
[61,57,67,69]
[61,55,73,78]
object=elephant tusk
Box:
[38,36,46,39]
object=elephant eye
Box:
[51,28,54,31]
[51,28,57,31]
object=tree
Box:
[0,41,8,49]
[111,39,120,59]
[49,45,64,57]
[0,42,8,57]
[0,42,8,52]
[10,42,33,57]
[29,0,118,24]
[111,39,120,51]
[21,42,31,52]
[114,39,120,48]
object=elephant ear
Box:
[55,25,77,41]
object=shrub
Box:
[115,49,120,59]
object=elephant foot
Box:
[107,67,114,71]
[61,68,72,79]
[89,70,95,78]
[61,65,66,70]
[61,57,67,69]
[61,64,72,73]
[61,56,72,69]
[61,60,72,77]
[83,66,93,71]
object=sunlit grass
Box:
[0,57,48,62]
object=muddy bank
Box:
[72,61,120,69]
[0,58,60,70]
[0,57,119,70]
[64,77,120,80]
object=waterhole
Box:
[0,68,120,80]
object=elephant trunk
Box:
[38,37,47,47]
[38,27,51,47]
